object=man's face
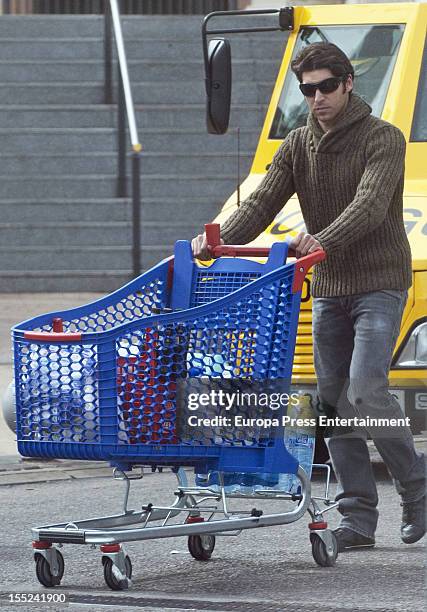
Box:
[301,68,353,126]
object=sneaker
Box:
[400,495,426,544]
[333,527,375,553]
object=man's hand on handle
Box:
[289,232,323,258]
[192,229,322,261]
[191,232,224,261]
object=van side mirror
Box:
[202,8,293,134]
[206,39,231,134]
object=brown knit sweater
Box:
[220,94,412,297]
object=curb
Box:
[0,458,113,486]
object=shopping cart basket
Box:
[13,224,339,590]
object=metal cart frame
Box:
[32,464,339,589]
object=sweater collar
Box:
[307,93,372,152]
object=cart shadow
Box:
[126,558,333,593]
[60,549,425,601]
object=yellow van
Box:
[207,3,427,433]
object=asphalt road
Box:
[0,469,425,612]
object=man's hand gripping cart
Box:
[13,223,339,591]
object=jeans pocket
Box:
[380,289,407,301]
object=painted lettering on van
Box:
[270,208,425,236]
[404,208,422,234]
[270,210,306,235]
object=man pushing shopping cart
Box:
[192,41,425,553]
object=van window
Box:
[410,38,427,142]
[269,25,404,140]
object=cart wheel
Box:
[103,555,132,591]
[188,534,216,561]
[311,532,338,567]
[35,550,64,588]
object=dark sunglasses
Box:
[299,76,346,97]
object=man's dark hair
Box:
[291,42,354,83]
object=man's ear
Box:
[345,75,353,94]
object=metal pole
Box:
[117,67,127,198]
[109,0,140,149]
[131,152,141,277]
[104,0,113,104]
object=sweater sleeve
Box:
[220,132,296,245]
[313,125,406,253]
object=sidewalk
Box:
[0,292,102,365]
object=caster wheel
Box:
[103,555,132,591]
[188,534,216,560]
[311,532,338,567]
[35,550,64,588]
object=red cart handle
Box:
[24,331,82,342]
[24,317,82,342]
[204,223,326,293]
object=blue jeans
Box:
[313,290,425,538]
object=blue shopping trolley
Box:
[13,224,339,590]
